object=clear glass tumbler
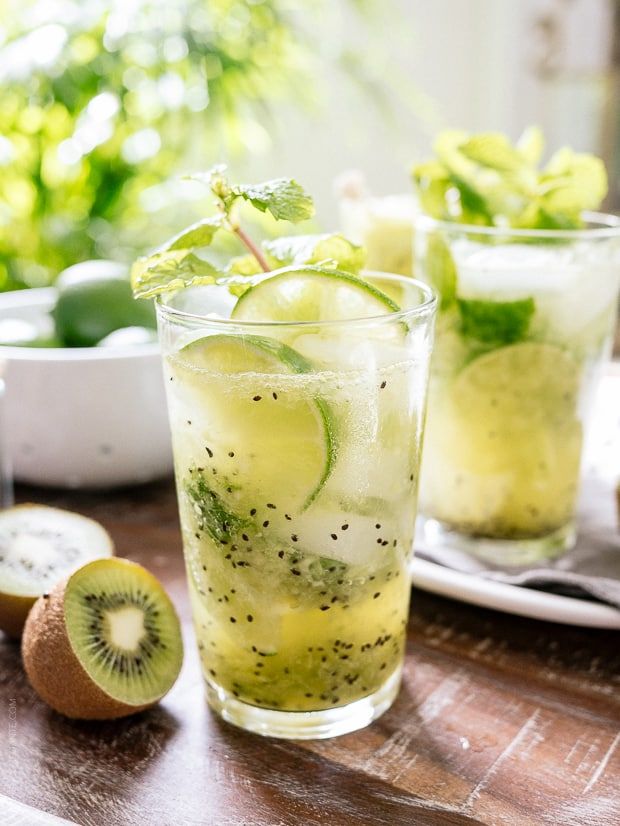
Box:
[157,273,436,738]
[415,213,620,565]
[339,191,418,276]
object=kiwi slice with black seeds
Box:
[0,505,114,637]
[22,558,183,719]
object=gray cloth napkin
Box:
[415,372,620,610]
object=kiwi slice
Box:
[22,558,183,719]
[0,505,114,638]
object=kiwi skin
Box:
[22,569,181,720]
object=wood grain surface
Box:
[1,480,618,826]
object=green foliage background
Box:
[0,0,371,290]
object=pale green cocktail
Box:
[415,216,620,563]
[157,268,436,737]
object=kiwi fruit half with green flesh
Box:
[22,558,183,719]
[0,505,114,638]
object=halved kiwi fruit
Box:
[0,505,114,637]
[22,558,183,719]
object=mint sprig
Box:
[412,127,608,230]
[132,165,363,298]
[189,165,315,224]
[186,165,315,271]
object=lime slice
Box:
[231,265,399,322]
[170,333,335,512]
[423,342,583,536]
[453,342,580,426]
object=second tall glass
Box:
[415,213,620,565]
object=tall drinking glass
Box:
[157,273,436,738]
[415,213,620,565]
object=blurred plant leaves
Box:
[0,0,378,289]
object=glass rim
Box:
[414,210,620,240]
[156,269,437,330]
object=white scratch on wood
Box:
[362,669,467,780]
[583,731,620,794]
[463,708,543,812]
[565,739,583,764]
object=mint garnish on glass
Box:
[412,127,610,345]
[131,166,363,298]
[411,126,608,230]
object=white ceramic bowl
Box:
[0,288,173,488]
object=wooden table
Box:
[1,480,619,826]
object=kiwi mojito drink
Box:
[136,168,436,738]
[412,130,620,563]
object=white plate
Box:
[410,557,620,629]
[410,366,620,629]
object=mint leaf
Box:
[457,297,535,344]
[226,233,365,279]
[233,178,315,223]
[186,469,249,545]
[460,132,524,172]
[448,172,495,225]
[541,148,608,213]
[161,216,224,252]
[227,254,264,277]
[131,250,222,299]
[516,125,544,166]
[263,233,364,272]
